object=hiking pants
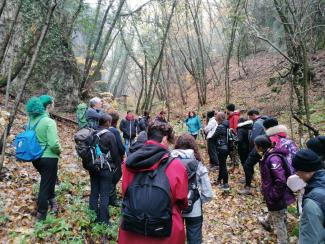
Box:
[32,158,58,215]
[229,144,240,167]
[124,138,135,153]
[268,209,288,244]
[217,149,229,184]
[185,216,203,244]
[207,138,219,166]
[89,169,113,225]
[110,162,122,204]
[244,148,261,187]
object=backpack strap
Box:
[28,115,46,130]
[268,153,292,178]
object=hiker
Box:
[306,135,325,161]
[26,97,62,221]
[86,97,104,129]
[214,112,230,191]
[239,109,268,195]
[154,110,168,125]
[128,131,148,156]
[138,111,150,132]
[108,111,125,207]
[185,111,202,139]
[292,149,325,243]
[255,135,295,243]
[204,110,218,169]
[171,134,213,244]
[119,123,188,244]
[119,110,138,152]
[226,104,240,169]
[237,118,253,168]
[87,114,121,226]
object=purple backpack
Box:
[275,138,298,174]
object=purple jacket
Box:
[259,147,295,211]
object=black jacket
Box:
[237,121,252,154]
[214,120,229,150]
[138,117,149,132]
[119,118,138,139]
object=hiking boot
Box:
[238,186,252,195]
[36,212,46,221]
[49,198,58,214]
[222,183,230,192]
[258,216,272,232]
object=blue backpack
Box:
[15,116,45,162]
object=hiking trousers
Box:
[217,149,229,184]
[89,169,113,225]
[185,216,203,244]
[32,157,58,215]
[207,138,219,166]
[243,148,261,187]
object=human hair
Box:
[206,110,215,123]
[108,112,119,127]
[143,111,149,117]
[238,117,247,123]
[188,111,196,118]
[99,114,112,126]
[147,122,174,143]
[216,112,226,124]
[226,103,235,112]
[127,110,132,114]
[254,135,272,151]
[247,109,260,116]
[26,97,45,118]
[175,134,202,161]
[89,97,101,108]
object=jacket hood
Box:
[171,149,195,159]
[126,140,169,171]
[306,170,325,190]
[265,146,289,158]
[266,125,288,137]
[238,120,253,128]
[221,120,229,127]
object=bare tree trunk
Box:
[0,0,6,19]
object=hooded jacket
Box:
[228,111,240,132]
[119,140,188,244]
[119,115,138,139]
[170,149,213,218]
[185,115,202,135]
[299,170,325,243]
[204,117,217,139]
[86,107,103,129]
[259,147,295,211]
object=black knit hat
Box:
[263,117,278,129]
[292,149,322,172]
[306,136,325,159]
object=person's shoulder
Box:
[169,157,186,171]
[303,198,323,215]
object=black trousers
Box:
[32,157,58,215]
[238,145,250,168]
[110,163,122,204]
[207,138,219,166]
[243,148,261,187]
[217,149,229,184]
[185,216,203,244]
[89,169,113,225]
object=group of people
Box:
[21,95,325,244]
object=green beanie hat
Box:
[26,97,45,118]
[39,95,53,108]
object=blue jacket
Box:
[185,115,202,134]
[108,127,125,158]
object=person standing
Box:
[138,111,150,132]
[154,111,168,125]
[185,111,202,140]
[255,135,295,244]
[237,118,253,168]
[214,112,230,191]
[26,97,62,221]
[292,149,325,244]
[226,104,240,170]
[204,111,218,169]
[86,97,104,129]
[119,123,188,244]
[119,111,138,152]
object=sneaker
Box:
[238,186,252,195]
[49,198,58,214]
[258,216,272,232]
[36,212,46,221]
[222,184,230,192]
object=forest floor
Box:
[0,112,300,243]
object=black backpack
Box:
[121,156,174,237]
[179,158,200,214]
[74,128,113,171]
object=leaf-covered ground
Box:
[0,116,299,243]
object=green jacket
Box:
[29,114,62,158]
[299,198,325,244]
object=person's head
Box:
[39,95,54,111]
[26,97,45,118]
[143,111,149,118]
[175,134,202,161]
[147,122,174,147]
[226,103,235,113]
[215,112,226,124]
[207,110,215,119]
[126,110,133,117]
[109,111,119,127]
[188,111,196,118]
[254,135,272,155]
[263,117,278,130]
[89,97,102,110]
[293,149,323,182]
[238,117,247,123]
[158,111,166,119]
[306,136,325,161]
[99,113,112,128]
[247,109,260,121]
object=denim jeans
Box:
[32,158,58,215]
[185,216,203,244]
[124,138,135,153]
[89,169,113,225]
